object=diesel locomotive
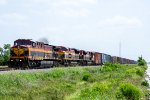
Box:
[9,39,136,68]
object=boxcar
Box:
[101,53,112,64]
[93,52,102,65]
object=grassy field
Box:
[0,64,149,100]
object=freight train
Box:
[9,39,136,68]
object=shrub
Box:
[141,80,149,87]
[102,63,121,72]
[92,82,109,95]
[136,68,144,77]
[50,69,65,78]
[116,83,142,100]
[104,62,112,66]
[137,57,146,66]
[82,73,91,81]
[79,82,110,98]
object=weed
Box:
[102,63,122,72]
[82,73,91,81]
[116,82,142,100]
[141,80,149,87]
[136,68,144,77]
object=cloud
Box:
[71,24,88,30]
[0,13,28,26]
[60,8,90,17]
[39,26,65,34]
[0,0,6,5]
[30,0,97,17]
[32,0,97,6]
[52,0,97,7]
[99,15,143,28]
[1,13,27,20]
[0,13,28,23]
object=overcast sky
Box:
[0,0,150,61]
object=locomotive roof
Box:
[15,39,33,42]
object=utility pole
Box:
[119,41,121,58]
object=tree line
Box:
[0,44,11,66]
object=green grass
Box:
[0,64,149,100]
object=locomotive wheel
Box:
[28,61,40,69]
[53,61,61,67]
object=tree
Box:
[0,47,3,55]
[4,44,11,50]
[0,47,4,65]
[0,56,4,65]
[0,44,11,65]
[137,56,146,66]
[3,44,11,65]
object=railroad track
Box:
[0,67,14,71]
[0,65,101,72]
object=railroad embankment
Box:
[0,64,149,100]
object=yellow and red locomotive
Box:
[9,39,54,68]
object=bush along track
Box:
[0,64,149,100]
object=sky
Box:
[0,0,150,61]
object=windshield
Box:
[14,41,32,46]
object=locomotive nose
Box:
[13,47,24,56]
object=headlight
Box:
[11,60,13,61]
[20,60,22,61]
[24,48,28,51]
